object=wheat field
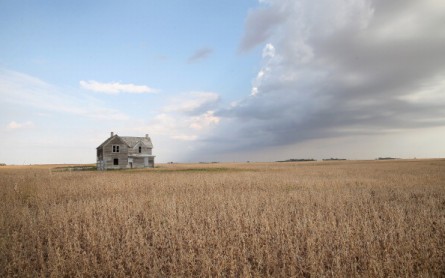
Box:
[1,159,444,277]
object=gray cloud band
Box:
[197,0,445,154]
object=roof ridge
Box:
[97,134,152,148]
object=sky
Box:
[1,0,445,164]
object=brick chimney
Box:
[145,134,149,138]
[111,132,114,137]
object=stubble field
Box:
[1,159,444,277]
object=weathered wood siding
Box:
[97,134,155,170]
[103,137,128,169]
[127,143,152,156]
[97,149,103,161]
[133,157,145,168]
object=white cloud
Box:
[79,80,158,94]
[163,92,220,114]
[262,43,275,58]
[137,92,221,147]
[7,121,34,130]
[189,111,220,130]
[146,110,220,139]
[172,134,198,141]
[251,44,276,96]
[0,69,129,120]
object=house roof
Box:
[120,136,153,148]
[97,134,153,149]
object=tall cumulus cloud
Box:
[196,0,445,157]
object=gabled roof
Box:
[120,136,153,148]
[97,135,124,149]
[97,134,153,149]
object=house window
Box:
[138,146,142,153]
[113,158,119,165]
[112,145,120,153]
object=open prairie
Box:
[1,159,444,277]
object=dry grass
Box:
[1,159,444,277]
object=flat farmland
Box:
[1,159,444,277]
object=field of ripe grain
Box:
[1,159,444,277]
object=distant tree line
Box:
[377,157,398,160]
[277,158,349,162]
[276,159,316,162]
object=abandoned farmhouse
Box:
[96,132,155,170]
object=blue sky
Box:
[1,0,445,164]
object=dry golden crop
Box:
[1,159,444,277]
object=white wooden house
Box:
[97,132,155,170]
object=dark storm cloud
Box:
[238,5,286,52]
[194,0,445,156]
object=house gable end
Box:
[132,141,142,150]
[132,140,150,149]
[105,136,129,148]
[142,138,153,149]
[98,135,129,149]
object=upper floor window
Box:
[138,146,142,153]
[112,145,120,153]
